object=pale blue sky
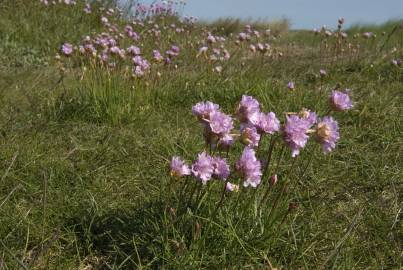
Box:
[123,0,403,29]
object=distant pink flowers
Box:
[287,81,295,90]
[329,90,353,111]
[61,43,73,56]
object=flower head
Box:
[166,45,180,57]
[298,108,317,127]
[83,3,91,14]
[315,116,340,154]
[241,126,260,147]
[236,147,262,188]
[127,45,141,55]
[191,152,214,184]
[153,50,163,62]
[209,111,234,135]
[192,101,220,122]
[207,34,216,44]
[329,90,353,111]
[218,134,235,149]
[170,156,191,177]
[287,81,295,90]
[253,112,280,134]
[61,43,73,56]
[283,115,311,157]
[238,32,247,41]
[236,95,260,123]
[225,182,239,192]
[213,157,230,180]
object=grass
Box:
[0,1,402,269]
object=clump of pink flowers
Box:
[170,92,351,209]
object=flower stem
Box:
[264,156,297,221]
[212,180,229,218]
[262,136,277,181]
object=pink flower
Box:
[329,90,353,111]
[153,50,163,62]
[283,115,311,157]
[287,81,295,90]
[236,147,262,188]
[298,108,317,127]
[252,112,280,134]
[61,43,73,56]
[192,152,214,184]
[192,101,220,122]
[225,182,239,192]
[170,156,191,177]
[213,157,230,180]
[315,116,340,154]
[209,111,234,136]
[127,45,141,55]
[241,126,261,148]
[236,95,260,124]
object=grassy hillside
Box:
[0,1,402,269]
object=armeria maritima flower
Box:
[191,152,214,184]
[287,81,295,90]
[252,112,280,134]
[240,126,261,148]
[236,147,262,188]
[192,101,220,122]
[170,156,191,177]
[236,95,260,123]
[299,108,317,127]
[315,116,340,154]
[225,182,239,192]
[213,157,230,180]
[329,90,353,111]
[209,111,234,136]
[61,43,73,56]
[283,115,311,157]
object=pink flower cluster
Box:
[171,90,352,199]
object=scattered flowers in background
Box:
[287,81,295,90]
[329,89,353,111]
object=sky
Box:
[123,0,403,29]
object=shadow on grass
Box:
[64,199,197,268]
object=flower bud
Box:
[270,174,278,186]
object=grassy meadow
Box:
[0,0,402,269]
